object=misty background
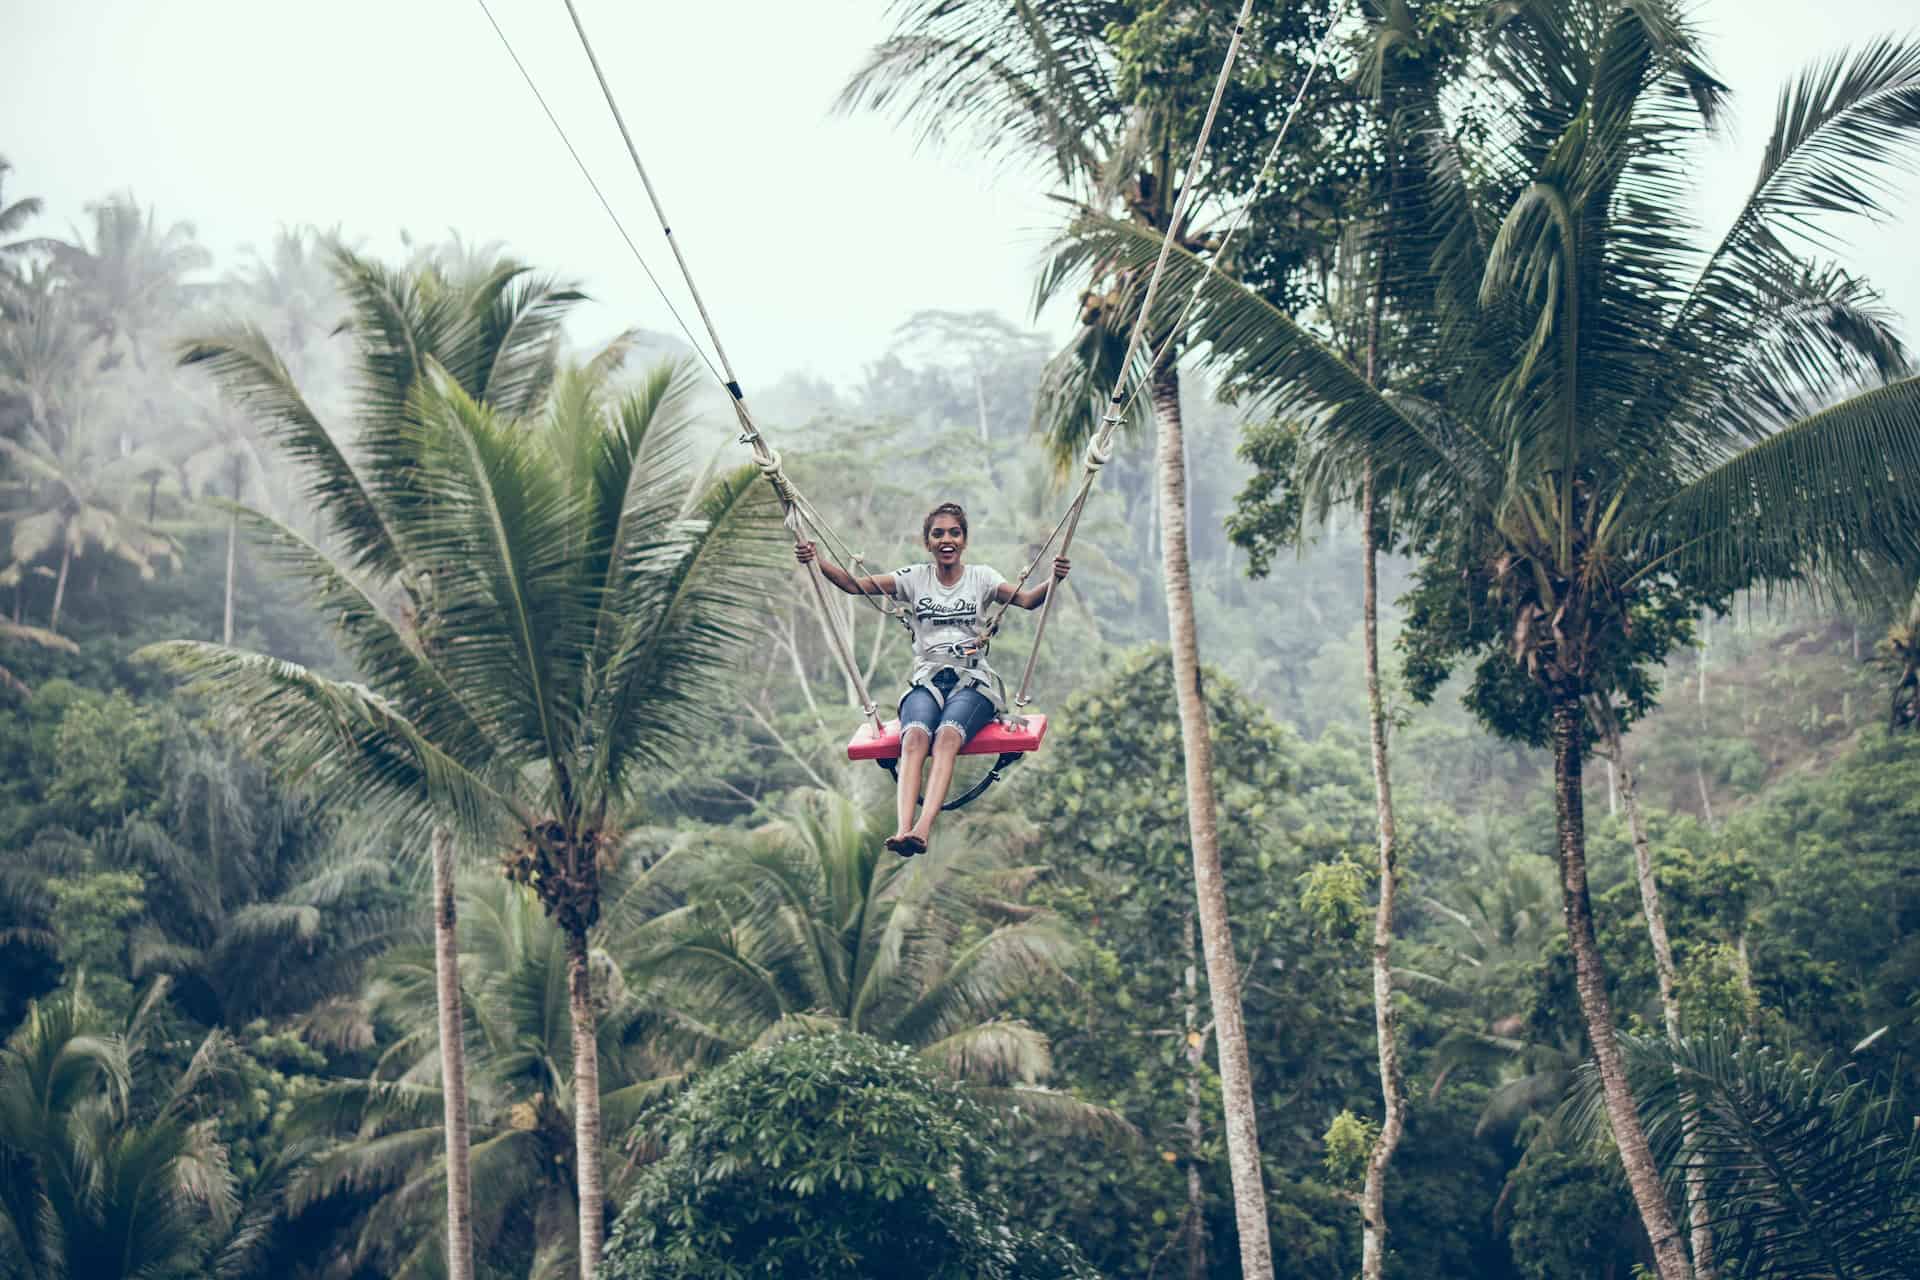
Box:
[5,4,1920,1279]
[9,0,1917,384]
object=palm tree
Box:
[228,226,343,381]
[146,320,783,1277]
[119,732,406,1026]
[0,732,403,1029]
[289,873,675,1279]
[622,789,1111,1131]
[0,992,301,1280]
[172,389,273,645]
[0,156,43,274]
[164,245,583,1280]
[43,195,210,370]
[0,404,177,633]
[0,269,98,442]
[1057,10,1920,1277]
[840,10,1349,1269]
[1564,1032,1920,1280]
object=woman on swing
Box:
[796,501,1069,856]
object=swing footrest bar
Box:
[878,752,1027,813]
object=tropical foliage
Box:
[604,1031,1099,1280]
[5,3,1920,1279]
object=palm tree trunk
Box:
[431,828,476,1280]
[1597,702,1715,1280]
[1359,469,1406,1280]
[1549,695,1691,1280]
[48,538,71,633]
[566,926,605,1276]
[1183,912,1208,1280]
[1150,364,1273,1280]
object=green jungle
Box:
[3,2,1919,1279]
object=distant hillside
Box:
[1601,611,1892,822]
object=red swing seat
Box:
[846,714,1049,762]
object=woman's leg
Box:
[893,689,939,844]
[908,687,996,845]
[896,729,930,838]
[914,728,966,835]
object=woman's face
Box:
[925,515,967,570]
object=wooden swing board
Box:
[846,715,1049,763]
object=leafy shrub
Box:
[605,1030,1098,1279]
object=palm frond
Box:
[0,621,77,653]
[589,460,786,798]
[836,0,1120,185]
[1665,35,1920,408]
[135,640,519,840]
[890,918,1076,1049]
[468,265,584,416]
[177,324,405,581]
[568,359,707,718]
[1562,1032,1920,1280]
[916,1019,1051,1085]
[287,1078,445,1139]
[1650,375,1920,596]
[220,502,502,770]
[286,1126,442,1214]
[405,376,590,783]
[965,1084,1138,1141]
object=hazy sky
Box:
[6,1,1917,386]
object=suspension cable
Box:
[1109,0,1357,430]
[982,0,1259,707]
[472,0,726,389]
[500,0,1345,725]
[554,0,896,731]
[981,0,1354,708]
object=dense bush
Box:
[605,1031,1099,1280]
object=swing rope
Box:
[472,0,727,391]
[491,0,1348,731]
[555,0,903,731]
[976,0,1355,710]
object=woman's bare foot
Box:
[884,832,912,853]
[896,833,927,858]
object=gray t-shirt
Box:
[891,562,1007,661]
[891,563,1008,708]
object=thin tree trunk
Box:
[1696,615,1708,706]
[1596,706,1682,1036]
[48,538,71,633]
[223,508,238,646]
[1183,912,1209,1280]
[567,927,605,1276]
[1151,365,1273,1280]
[1359,468,1406,1280]
[1597,701,1715,1280]
[972,366,992,448]
[432,828,476,1280]
[1549,695,1692,1280]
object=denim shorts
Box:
[899,669,996,748]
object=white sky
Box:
[6,0,1918,385]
